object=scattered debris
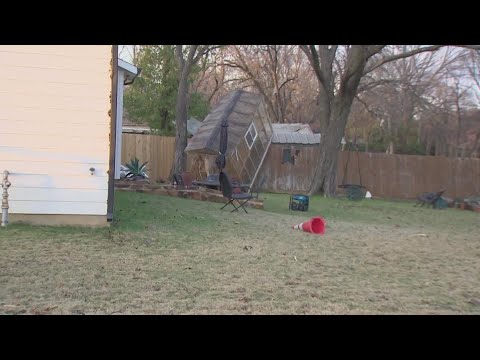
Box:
[408,233,428,238]
[415,190,445,208]
[243,245,253,251]
[468,298,480,306]
[294,256,298,262]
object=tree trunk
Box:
[308,99,351,197]
[172,75,189,176]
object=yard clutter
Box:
[456,196,480,212]
[289,194,309,211]
[414,190,446,209]
[292,216,326,235]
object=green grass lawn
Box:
[1,191,479,314]
[262,193,479,231]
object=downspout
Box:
[107,45,119,222]
[123,67,141,85]
[1,170,11,228]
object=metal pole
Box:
[1,170,11,227]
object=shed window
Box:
[282,148,295,165]
[245,122,257,149]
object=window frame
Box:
[244,122,258,150]
[282,147,295,165]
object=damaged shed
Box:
[257,123,321,193]
[185,90,274,187]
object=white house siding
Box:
[0,45,112,216]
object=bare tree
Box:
[353,46,463,154]
[222,45,311,123]
[192,47,249,106]
[190,45,321,126]
[300,45,480,196]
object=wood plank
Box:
[9,187,108,202]
[7,174,108,190]
[9,200,107,215]
[0,66,110,87]
[0,45,111,60]
[0,160,109,177]
[0,146,109,164]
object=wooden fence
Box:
[337,151,480,199]
[121,133,175,182]
[121,133,480,199]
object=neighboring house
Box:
[0,45,131,226]
[122,125,151,134]
[185,90,274,187]
[122,117,200,136]
[256,123,321,193]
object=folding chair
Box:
[219,172,254,213]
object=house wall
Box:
[0,45,112,219]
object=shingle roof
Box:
[185,90,263,154]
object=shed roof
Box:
[271,123,313,134]
[185,90,264,155]
[271,132,321,145]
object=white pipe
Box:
[1,170,11,227]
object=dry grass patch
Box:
[1,191,479,314]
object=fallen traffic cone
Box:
[292,216,325,235]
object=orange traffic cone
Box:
[292,216,325,235]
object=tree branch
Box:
[300,45,328,93]
[278,77,296,92]
[364,45,445,75]
[357,79,398,94]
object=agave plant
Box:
[125,158,149,180]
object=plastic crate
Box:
[289,194,309,211]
